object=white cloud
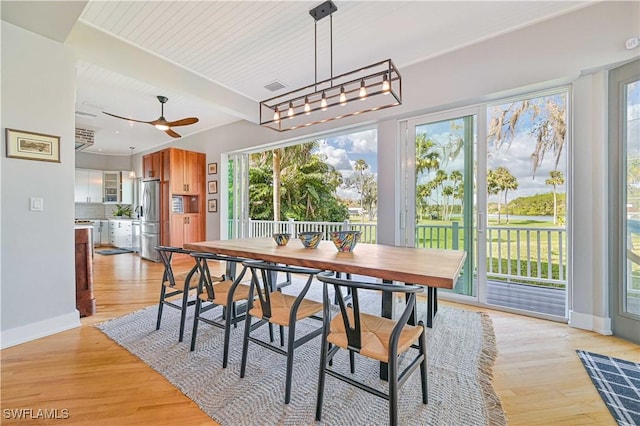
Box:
[316,141,351,170]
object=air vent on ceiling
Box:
[264,80,287,92]
[75,110,97,119]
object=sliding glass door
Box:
[609,59,640,343]
[404,108,478,298]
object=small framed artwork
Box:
[5,128,60,163]
[208,199,218,213]
[208,180,218,194]
[208,162,218,175]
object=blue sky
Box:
[314,128,377,200]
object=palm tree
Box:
[545,170,565,225]
[354,159,369,222]
[488,167,519,224]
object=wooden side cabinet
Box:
[143,151,163,179]
[75,228,96,317]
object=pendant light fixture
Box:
[259,0,402,132]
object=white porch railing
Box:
[232,219,567,288]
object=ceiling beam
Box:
[66,22,257,123]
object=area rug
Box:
[576,350,640,426]
[95,248,133,255]
[96,287,506,426]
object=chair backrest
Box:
[316,272,424,353]
[242,261,323,319]
[190,252,248,301]
[156,246,197,287]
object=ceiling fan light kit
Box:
[259,0,402,132]
[103,95,199,138]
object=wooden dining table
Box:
[184,237,466,328]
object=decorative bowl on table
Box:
[298,231,323,249]
[329,231,361,252]
[272,233,291,246]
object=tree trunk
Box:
[272,149,282,224]
[504,190,510,224]
[552,186,558,225]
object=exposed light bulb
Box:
[359,80,367,100]
[321,91,328,111]
[382,74,390,94]
[304,97,311,115]
[339,86,347,105]
[155,124,169,131]
[273,106,280,123]
[287,102,294,119]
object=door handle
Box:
[477,212,484,233]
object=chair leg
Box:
[388,354,399,426]
[178,286,190,343]
[315,329,329,421]
[240,312,253,379]
[222,302,236,369]
[418,324,428,404]
[349,349,355,374]
[284,323,296,404]
[156,286,166,330]
[279,325,285,347]
[190,297,202,351]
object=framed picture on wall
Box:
[208,180,218,194]
[208,199,218,213]
[208,162,218,174]
[5,128,60,163]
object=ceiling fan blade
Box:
[103,111,154,124]
[166,117,199,127]
[165,128,181,138]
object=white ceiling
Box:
[3,1,592,155]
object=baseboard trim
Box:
[568,310,613,335]
[0,310,81,349]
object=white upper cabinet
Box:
[75,169,103,203]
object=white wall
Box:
[1,22,79,347]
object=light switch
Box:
[30,197,44,211]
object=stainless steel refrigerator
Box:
[140,179,160,262]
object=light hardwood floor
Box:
[1,252,638,425]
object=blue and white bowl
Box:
[298,231,323,249]
[329,231,361,252]
[272,233,291,246]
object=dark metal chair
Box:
[239,261,324,404]
[155,246,204,342]
[189,252,252,368]
[315,272,428,426]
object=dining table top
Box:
[184,237,466,289]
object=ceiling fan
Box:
[103,95,199,138]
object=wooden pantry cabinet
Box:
[142,148,206,253]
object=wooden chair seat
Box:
[164,270,202,290]
[198,280,251,305]
[328,308,423,363]
[249,291,323,327]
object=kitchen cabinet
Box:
[100,220,110,246]
[142,147,205,251]
[109,219,132,249]
[121,173,134,204]
[170,213,201,249]
[143,151,163,180]
[168,148,203,195]
[75,169,103,203]
[104,171,134,204]
[103,171,120,203]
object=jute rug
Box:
[96,286,506,425]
